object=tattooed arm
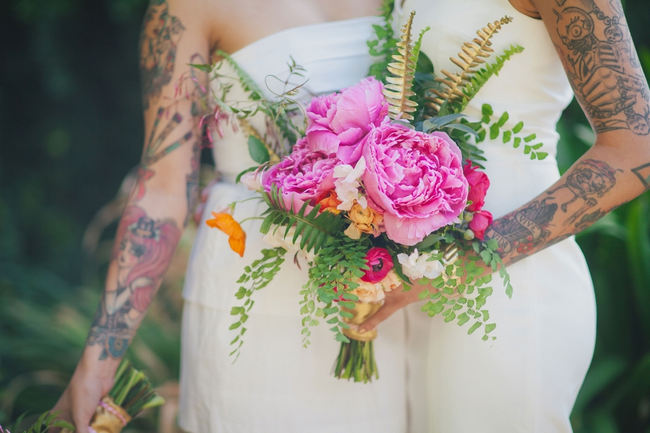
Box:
[486,0,650,266]
[53,0,212,430]
[359,0,650,331]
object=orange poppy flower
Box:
[206,212,246,257]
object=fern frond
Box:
[426,16,513,115]
[261,185,346,254]
[384,11,420,121]
[457,44,524,112]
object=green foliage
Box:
[209,51,306,157]
[367,0,398,80]
[477,103,549,160]
[304,236,371,344]
[261,185,347,254]
[109,360,164,417]
[229,247,287,360]
[2,411,73,433]
[247,135,270,164]
[333,340,378,383]
[451,44,524,114]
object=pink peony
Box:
[362,124,468,246]
[469,210,493,240]
[306,77,388,164]
[463,161,490,212]
[361,247,394,283]
[262,138,337,211]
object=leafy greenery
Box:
[1,411,73,433]
[260,185,347,254]
[304,236,370,344]
[109,360,165,417]
[367,0,398,81]
[228,247,286,360]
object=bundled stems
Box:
[334,340,378,383]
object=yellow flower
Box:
[347,202,383,237]
[206,212,246,257]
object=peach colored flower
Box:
[345,202,383,239]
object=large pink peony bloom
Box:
[362,124,468,245]
[262,138,337,211]
[306,77,388,164]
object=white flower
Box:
[333,157,367,211]
[397,249,445,281]
[240,169,264,191]
[262,226,315,262]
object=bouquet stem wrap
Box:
[334,301,383,382]
[61,397,131,433]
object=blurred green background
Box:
[0,0,649,432]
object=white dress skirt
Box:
[178,2,597,432]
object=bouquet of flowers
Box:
[201,3,548,382]
[60,360,164,433]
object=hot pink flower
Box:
[463,161,490,212]
[469,210,493,240]
[362,124,468,246]
[361,247,394,283]
[306,77,388,164]
[262,138,337,211]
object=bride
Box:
[54,0,650,431]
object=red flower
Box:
[361,247,394,283]
[469,210,493,240]
[463,161,490,212]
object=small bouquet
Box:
[60,360,164,433]
[0,362,162,433]
[201,2,548,382]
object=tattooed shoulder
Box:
[553,0,650,135]
[139,0,186,110]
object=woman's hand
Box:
[358,282,430,332]
[51,355,117,433]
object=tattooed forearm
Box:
[553,0,650,135]
[87,205,181,359]
[484,198,558,261]
[631,162,650,189]
[485,158,626,265]
[140,0,186,110]
[546,158,620,222]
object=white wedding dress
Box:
[178,1,597,432]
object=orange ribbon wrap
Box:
[61,396,131,433]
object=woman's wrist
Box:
[75,345,121,389]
